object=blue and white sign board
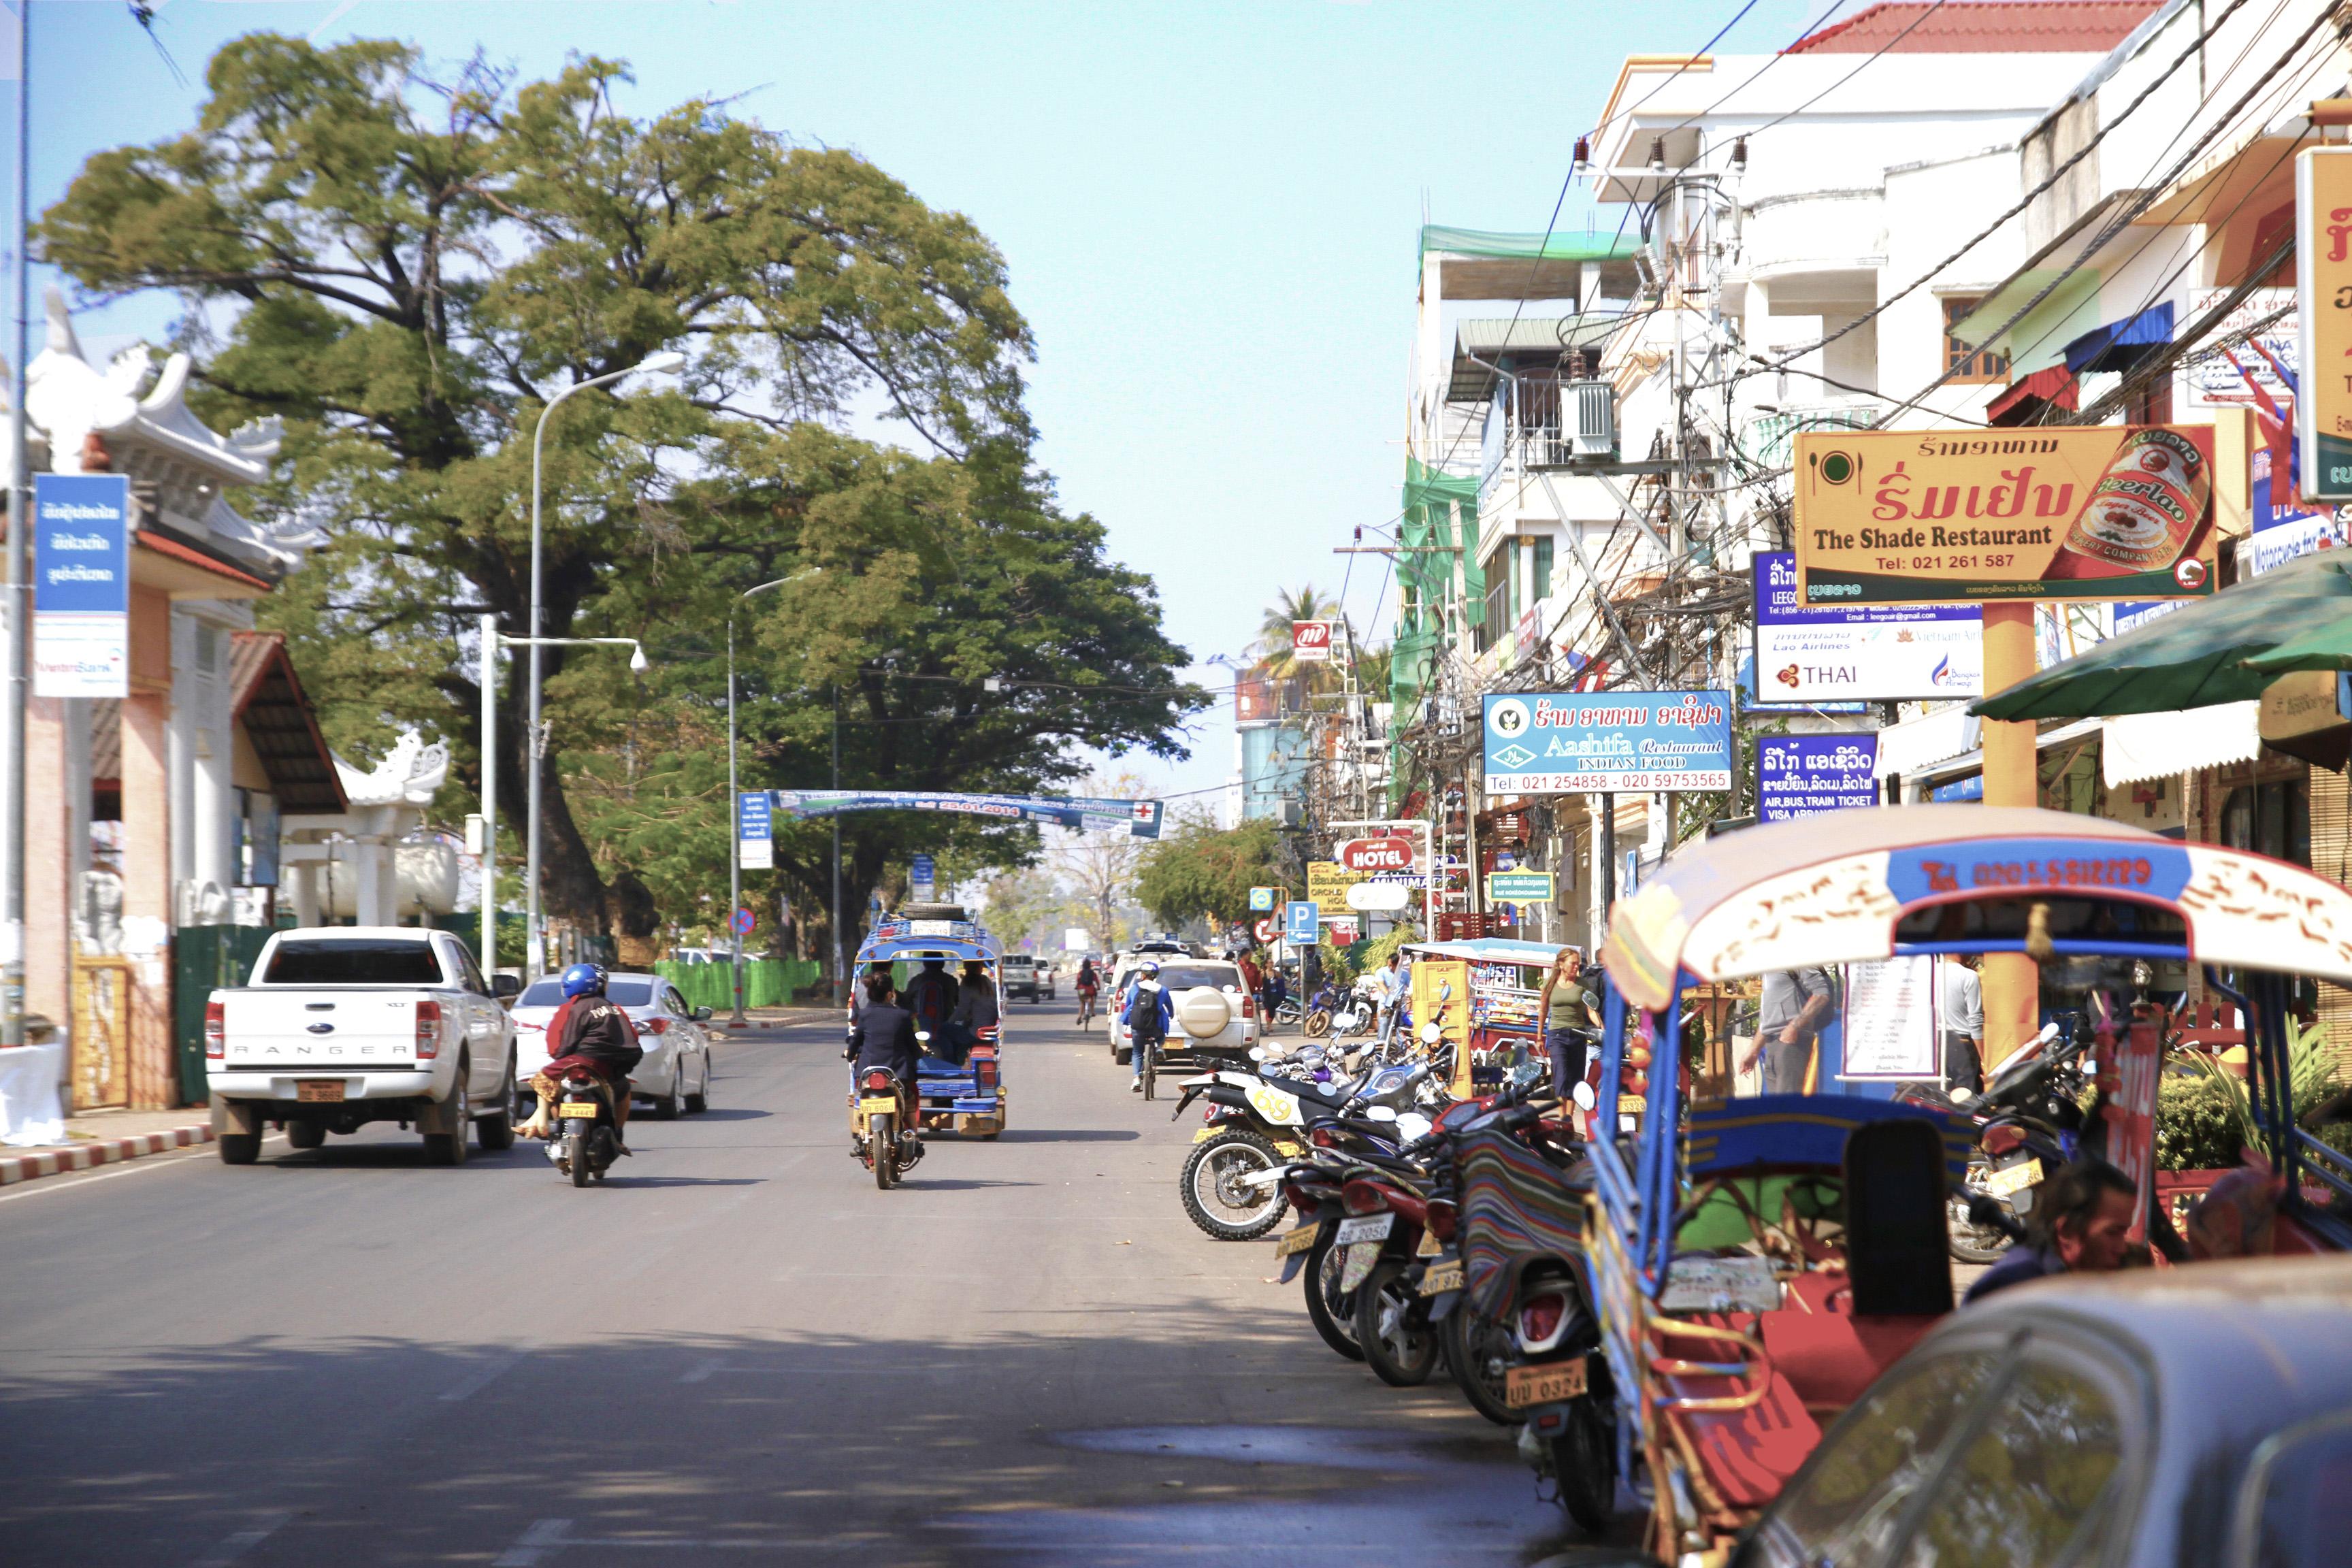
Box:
[736,790,773,870]
[1483,691,1733,794]
[1757,734,1880,823]
[1752,552,1980,704]
[910,853,935,900]
[31,474,130,697]
[1285,900,1320,946]
[771,789,1163,838]
[1249,886,1277,912]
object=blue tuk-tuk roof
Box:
[1601,803,2352,1012]
[854,913,999,966]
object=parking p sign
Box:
[1284,900,1320,945]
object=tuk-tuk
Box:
[1585,804,2352,1561]
[849,911,1008,1141]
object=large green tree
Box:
[1134,815,1282,932]
[42,37,1199,960]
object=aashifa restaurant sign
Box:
[1793,426,2220,606]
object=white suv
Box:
[1107,958,1257,1065]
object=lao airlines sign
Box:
[1338,836,1415,872]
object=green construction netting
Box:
[1388,455,1482,811]
[1418,225,1643,262]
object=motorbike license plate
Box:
[1191,1126,1216,1143]
[1419,1259,1466,1296]
[295,1080,345,1103]
[1272,1224,1321,1258]
[1335,1213,1394,1247]
[1506,1358,1588,1408]
[1273,1141,1304,1157]
[1984,1157,2043,1197]
[859,1097,898,1115]
[558,1101,600,1118]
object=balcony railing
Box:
[1744,397,1888,470]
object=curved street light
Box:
[524,351,685,978]
[727,568,821,1024]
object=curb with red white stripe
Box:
[1,1124,214,1186]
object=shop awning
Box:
[2102,703,2261,787]
[1985,364,2078,427]
[1946,265,2102,376]
[2063,301,2174,376]
[1975,553,2352,719]
[1873,704,1980,780]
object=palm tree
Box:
[1255,585,1354,690]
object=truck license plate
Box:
[296,1080,345,1102]
[558,1101,600,1117]
[1272,1224,1321,1258]
[1506,1358,1588,1407]
[1419,1260,1466,1296]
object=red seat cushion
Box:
[1761,1309,1940,1410]
[1660,1368,1821,1509]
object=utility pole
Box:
[2,0,30,1049]
[478,614,497,978]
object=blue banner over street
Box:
[31,473,129,698]
[768,790,1163,838]
[1482,690,1733,794]
[1757,734,1880,822]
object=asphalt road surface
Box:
[0,1010,1576,1567]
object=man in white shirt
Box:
[1941,953,1985,1095]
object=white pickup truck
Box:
[206,926,521,1166]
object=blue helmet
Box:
[560,962,607,998]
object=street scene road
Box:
[0,1012,1569,1568]
[10,5,2352,1565]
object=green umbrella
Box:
[1971,551,2352,721]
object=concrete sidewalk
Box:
[3,1105,214,1186]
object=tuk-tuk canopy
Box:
[1601,804,2352,1012]
[853,913,1000,968]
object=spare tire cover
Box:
[1175,986,1233,1039]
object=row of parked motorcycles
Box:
[1163,1026,1619,1532]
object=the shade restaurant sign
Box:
[1793,427,2219,605]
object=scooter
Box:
[547,1066,621,1188]
[850,1031,930,1190]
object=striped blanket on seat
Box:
[1458,1128,1591,1319]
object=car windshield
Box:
[262,939,444,986]
[1149,966,1233,990]
[518,979,653,1007]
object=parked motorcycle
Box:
[547,1066,620,1187]
[1167,1058,1439,1241]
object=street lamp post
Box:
[525,350,683,979]
[493,630,648,979]
[727,568,820,1026]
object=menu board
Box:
[1839,957,1940,1080]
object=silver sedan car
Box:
[510,971,715,1120]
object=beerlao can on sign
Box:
[2044,427,2212,581]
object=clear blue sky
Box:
[24,0,1820,806]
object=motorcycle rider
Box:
[843,970,922,1152]
[1123,960,1173,1094]
[517,963,644,1154]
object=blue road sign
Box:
[733,908,755,935]
[1249,886,1276,912]
[1284,900,1320,945]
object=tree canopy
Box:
[1133,816,1283,932]
[42,37,1201,963]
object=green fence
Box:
[655,958,824,1013]
[174,924,274,1106]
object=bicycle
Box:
[1077,985,1098,1029]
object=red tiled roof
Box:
[1786,1,2161,54]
